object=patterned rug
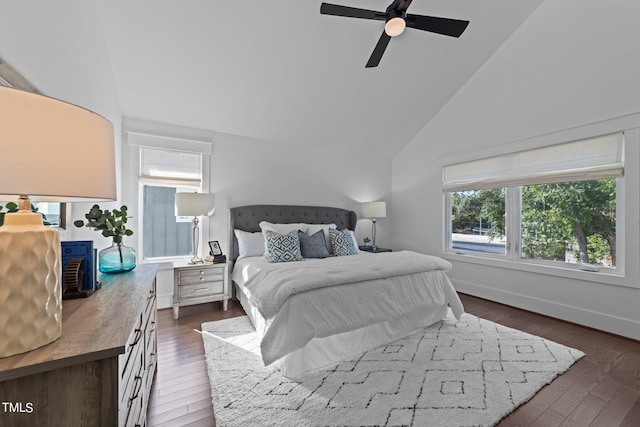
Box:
[201,312,584,427]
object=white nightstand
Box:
[172,261,229,319]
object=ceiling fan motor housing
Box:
[384,9,407,37]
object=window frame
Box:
[442,128,639,289]
[125,131,212,263]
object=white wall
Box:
[0,0,123,248]
[392,0,640,339]
[122,118,392,308]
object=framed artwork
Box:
[208,240,223,256]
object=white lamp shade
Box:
[0,87,117,357]
[0,86,116,202]
[175,192,215,216]
[362,201,387,219]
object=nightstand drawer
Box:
[178,281,224,300]
[178,270,224,285]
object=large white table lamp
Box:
[361,201,387,250]
[0,86,116,358]
[175,192,215,264]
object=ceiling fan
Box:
[320,0,469,68]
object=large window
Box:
[127,132,212,261]
[444,133,623,272]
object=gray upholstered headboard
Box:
[228,204,357,265]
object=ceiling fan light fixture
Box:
[384,14,406,37]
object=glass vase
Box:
[99,240,136,274]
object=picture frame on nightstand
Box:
[209,240,223,256]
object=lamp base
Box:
[0,210,62,358]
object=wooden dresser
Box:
[0,264,158,427]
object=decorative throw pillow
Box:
[264,230,304,263]
[346,230,360,252]
[234,229,264,260]
[259,221,308,255]
[305,223,337,253]
[329,228,358,256]
[297,230,331,259]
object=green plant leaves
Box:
[74,204,134,240]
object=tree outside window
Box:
[449,178,616,267]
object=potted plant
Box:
[363,236,372,247]
[74,204,136,274]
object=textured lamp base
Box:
[0,211,62,358]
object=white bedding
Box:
[232,251,464,376]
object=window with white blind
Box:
[127,132,212,261]
[443,133,624,272]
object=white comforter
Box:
[233,251,464,366]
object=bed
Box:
[228,204,464,379]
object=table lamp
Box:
[361,201,387,250]
[0,86,116,358]
[175,192,215,264]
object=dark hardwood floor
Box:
[147,294,640,426]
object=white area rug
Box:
[201,312,584,427]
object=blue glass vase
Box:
[99,239,136,274]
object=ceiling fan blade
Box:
[366,31,392,68]
[395,0,413,13]
[320,3,386,21]
[405,14,469,37]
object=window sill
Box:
[442,251,636,289]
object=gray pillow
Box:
[298,230,331,259]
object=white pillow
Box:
[305,223,337,253]
[259,222,309,256]
[234,229,265,260]
[259,221,308,234]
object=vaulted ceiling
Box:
[97,0,543,159]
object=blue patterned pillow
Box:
[264,230,304,263]
[329,228,357,256]
[298,230,331,258]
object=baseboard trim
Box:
[157,293,173,310]
[452,279,640,341]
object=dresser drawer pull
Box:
[130,329,142,347]
[199,270,205,275]
[194,287,209,292]
[130,376,143,401]
[148,321,156,333]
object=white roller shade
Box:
[442,133,624,192]
[140,147,202,187]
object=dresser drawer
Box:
[122,348,145,427]
[178,281,224,300]
[119,313,143,399]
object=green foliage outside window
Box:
[450,178,616,266]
